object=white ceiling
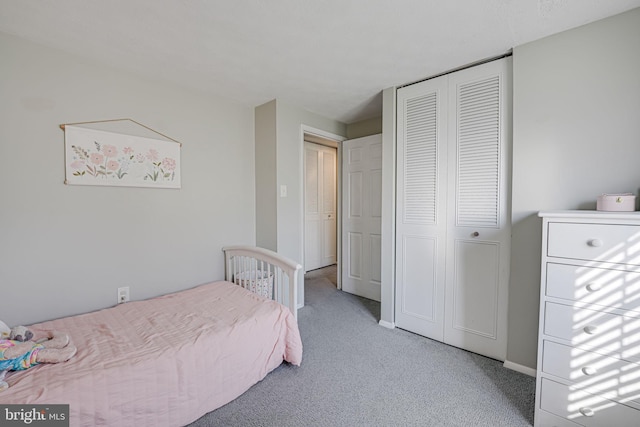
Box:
[1,0,639,124]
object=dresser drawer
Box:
[542,340,640,406]
[540,378,640,426]
[546,263,640,313]
[535,410,582,427]
[547,222,640,265]
[544,302,640,362]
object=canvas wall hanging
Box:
[62,119,181,189]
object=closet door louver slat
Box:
[456,75,500,227]
[403,93,438,224]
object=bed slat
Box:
[223,246,301,319]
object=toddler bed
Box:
[0,246,302,427]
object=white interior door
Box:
[304,142,337,272]
[341,134,383,301]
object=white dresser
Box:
[536,211,640,426]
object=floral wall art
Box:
[64,124,181,189]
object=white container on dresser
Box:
[536,211,640,426]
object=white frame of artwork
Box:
[64,124,181,189]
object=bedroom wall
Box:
[346,116,382,139]
[276,101,347,306]
[0,33,256,327]
[255,99,347,306]
[255,100,278,251]
[509,7,640,371]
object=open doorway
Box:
[302,130,342,290]
[301,130,383,301]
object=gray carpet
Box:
[189,265,535,426]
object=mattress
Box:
[0,281,303,426]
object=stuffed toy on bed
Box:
[0,320,77,392]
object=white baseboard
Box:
[503,360,536,377]
[378,320,395,329]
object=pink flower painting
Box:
[67,126,180,188]
[70,160,85,170]
[144,155,177,182]
[103,145,118,158]
[146,149,159,162]
[162,158,176,171]
[71,141,129,179]
[90,153,104,165]
[107,160,119,171]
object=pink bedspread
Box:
[0,281,303,426]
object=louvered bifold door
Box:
[443,58,511,361]
[395,76,449,341]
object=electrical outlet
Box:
[117,287,130,304]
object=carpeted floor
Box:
[189,265,535,426]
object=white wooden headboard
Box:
[222,246,302,318]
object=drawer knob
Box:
[584,325,598,334]
[588,239,603,247]
[579,407,595,417]
[582,366,598,376]
[472,231,480,237]
[586,283,602,292]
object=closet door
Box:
[443,59,511,361]
[394,58,511,361]
[395,76,449,341]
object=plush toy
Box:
[0,322,77,392]
[9,326,33,342]
[1,322,36,343]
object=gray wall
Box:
[0,33,256,327]
[379,87,396,328]
[255,99,346,306]
[346,116,382,139]
[255,100,278,251]
[509,8,640,370]
[275,100,346,265]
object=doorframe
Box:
[300,125,346,290]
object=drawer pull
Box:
[579,407,595,417]
[588,239,603,247]
[582,366,598,376]
[585,283,602,292]
[583,325,598,334]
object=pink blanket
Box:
[0,281,303,426]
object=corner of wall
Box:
[346,116,383,139]
[254,100,278,251]
[380,87,397,326]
